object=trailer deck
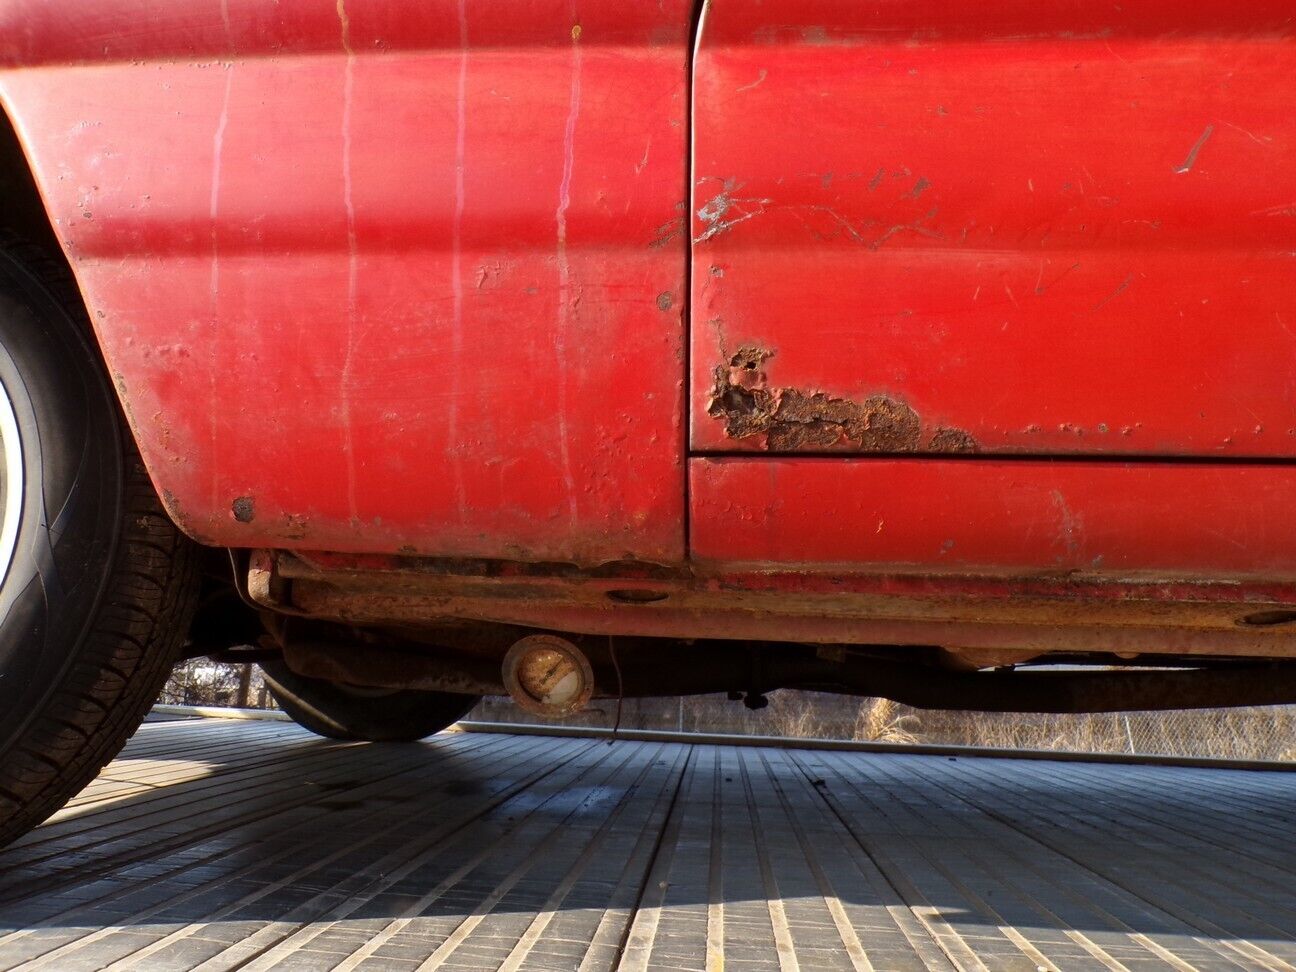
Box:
[0,716,1293,971]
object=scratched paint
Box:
[1175,125,1214,174]
[693,180,772,243]
[692,177,942,249]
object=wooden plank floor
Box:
[1,717,1294,971]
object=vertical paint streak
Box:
[337,0,359,521]
[208,73,232,304]
[448,0,469,523]
[553,18,582,525]
[207,65,233,511]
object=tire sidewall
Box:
[260,659,478,742]
[0,252,122,750]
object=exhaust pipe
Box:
[501,635,594,717]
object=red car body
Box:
[3,0,1296,666]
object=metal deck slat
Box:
[2,719,1296,970]
[926,757,1296,970]
[0,733,549,959]
[0,732,480,909]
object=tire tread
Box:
[0,236,199,847]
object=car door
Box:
[689,0,1296,576]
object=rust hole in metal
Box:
[1238,610,1296,627]
[707,346,976,453]
[231,496,255,523]
[607,588,669,604]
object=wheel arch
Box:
[0,96,204,552]
[0,101,74,299]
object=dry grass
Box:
[853,697,921,744]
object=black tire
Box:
[0,238,199,849]
[260,659,478,742]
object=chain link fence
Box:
[906,705,1296,760]
[470,692,1296,760]
[162,661,1296,761]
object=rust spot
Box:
[928,427,978,453]
[232,496,255,523]
[281,513,308,539]
[707,347,924,452]
[160,488,188,530]
[656,292,673,311]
